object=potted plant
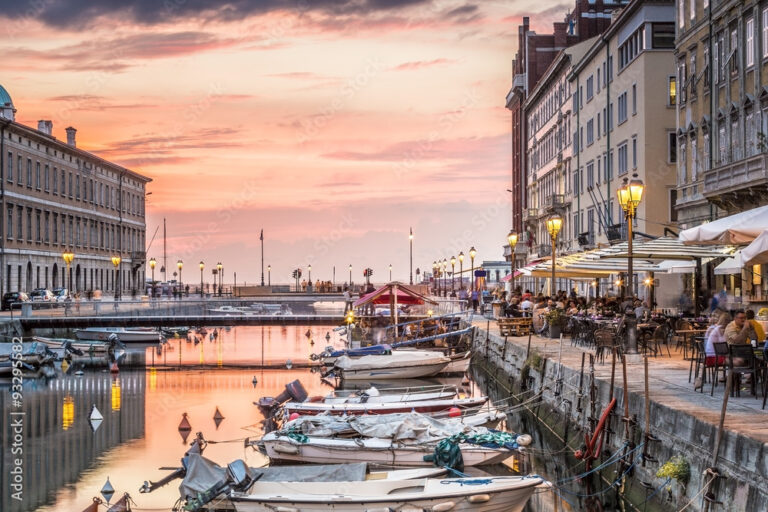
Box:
[543,308,567,338]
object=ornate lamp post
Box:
[267,265,271,286]
[217,262,223,296]
[469,247,476,293]
[507,231,518,292]
[441,259,447,297]
[199,261,205,297]
[111,255,122,302]
[432,261,438,295]
[149,257,156,297]
[450,256,456,294]
[458,252,464,291]
[177,260,183,296]
[409,228,413,285]
[62,250,74,297]
[618,171,645,354]
[545,215,563,297]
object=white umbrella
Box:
[741,230,768,266]
[679,205,768,245]
[714,251,743,275]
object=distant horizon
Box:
[0,0,562,283]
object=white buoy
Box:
[101,477,115,503]
[90,405,103,422]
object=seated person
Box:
[746,309,765,342]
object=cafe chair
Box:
[595,328,621,364]
[728,344,758,398]
[710,342,730,397]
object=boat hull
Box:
[230,476,543,512]
[262,436,511,467]
[338,360,448,380]
[284,396,487,416]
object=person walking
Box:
[471,289,479,313]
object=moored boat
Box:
[333,350,450,380]
[75,327,163,343]
[229,475,545,512]
[283,395,487,416]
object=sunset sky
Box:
[1,0,564,285]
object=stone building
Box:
[0,84,150,296]
[505,1,629,266]
[674,0,768,227]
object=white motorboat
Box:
[33,336,110,353]
[322,384,459,404]
[74,327,163,343]
[259,433,512,467]
[334,350,450,380]
[230,475,545,512]
[442,350,472,374]
[211,306,255,316]
[283,395,487,416]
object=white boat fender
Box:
[467,494,491,503]
[516,434,533,447]
[432,501,457,510]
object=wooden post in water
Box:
[702,368,731,512]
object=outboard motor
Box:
[226,460,253,491]
[271,380,309,405]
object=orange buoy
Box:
[288,412,300,422]
[448,407,461,417]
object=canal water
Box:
[2,324,666,512]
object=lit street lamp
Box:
[199,261,205,297]
[507,231,518,292]
[111,255,122,302]
[442,259,447,297]
[217,262,223,296]
[62,250,74,297]
[149,257,156,298]
[177,260,183,296]
[469,247,476,293]
[618,171,645,354]
[450,256,456,294]
[432,261,438,295]
[308,264,312,290]
[458,252,464,291]
[268,265,271,286]
[545,215,563,297]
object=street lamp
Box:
[442,259,448,297]
[217,262,223,296]
[177,260,183,296]
[389,264,392,282]
[469,247,476,293]
[432,261,438,295]
[62,250,74,297]
[348,264,352,289]
[458,252,464,291]
[450,256,456,294]
[199,261,205,297]
[545,215,563,297]
[308,264,312,289]
[149,257,156,298]
[409,228,413,285]
[267,265,271,286]
[507,231,518,292]
[111,255,122,302]
[618,171,645,354]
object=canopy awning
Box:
[679,205,768,245]
[352,283,436,308]
[714,251,743,275]
[741,230,768,266]
[596,236,733,260]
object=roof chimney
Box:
[65,126,77,147]
[38,120,53,136]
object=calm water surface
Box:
[3,325,358,512]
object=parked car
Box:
[52,288,69,302]
[30,288,54,302]
[2,292,30,310]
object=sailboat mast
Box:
[163,217,167,282]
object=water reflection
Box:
[1,371,146,512]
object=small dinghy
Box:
[333,350,450,380]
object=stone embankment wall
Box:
[472,327,768,512]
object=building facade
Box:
[0,84,150,296]
[568,1,677,259]
[674,0,768,228]
[522,38,595,262]
[504,1,629,266]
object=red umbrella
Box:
[353,283,436,308]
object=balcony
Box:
[523,207,539,224]
[130,251,146,263]
[577,232,595,248]
[546,194,566,209]
[702,153,768,211]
